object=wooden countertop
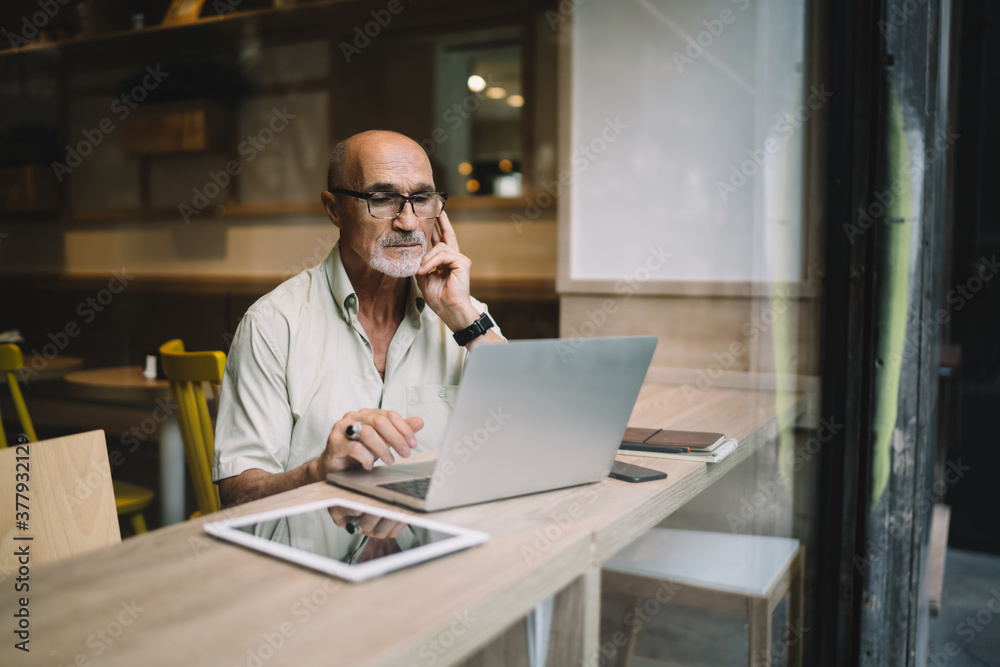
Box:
[1,380,806,666]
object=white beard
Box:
[368,231,426,278]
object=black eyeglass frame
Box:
[330,188,449,219]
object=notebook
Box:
[622,438,738,463]
[619,429,738,463]
[620,428,726,451]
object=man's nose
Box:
[393,203,421,230]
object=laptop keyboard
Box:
[378,477,432,499]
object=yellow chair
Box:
[0,343,37,447]
[0,344,153,535]
[159,339,225,517]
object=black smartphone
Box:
[609,460,667,483]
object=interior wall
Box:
[0,33,558,284]
[560,292,820,375]
[0,217,557,282]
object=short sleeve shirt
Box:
[213,243,501,481]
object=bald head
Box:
[327,130,431,192]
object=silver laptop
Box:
[327,336,657,511]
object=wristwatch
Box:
[453,312,495,346]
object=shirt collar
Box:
[325,242,426,323]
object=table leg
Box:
[460,568,600,667]
[548,566,600,666]
[526,596,554,667]
[748,596,773,667]
[461,620,529,667]
[159,414,185,525]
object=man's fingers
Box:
[354,426,395,467]
[328,507,353,527]
[371,413,411,458]
[324,412,426,475]
[385,411,417,449]
[332,415,392,469]
[345,410,401,466]
[387,521,407,539]
[325,421,365,473]
[368,517,397,539]
[431,217,444,246]
[346,440,379,470]
[358,514,381,536]
[438,211,459,250]
[418,248,467,275]
[418,242,453,267]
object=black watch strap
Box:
[453,312,495,346]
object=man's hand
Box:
[328,507,408,539]
[416,211,481,333]
[315,408,424,476]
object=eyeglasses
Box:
[330,189,448,219]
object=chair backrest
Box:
[159,339,225,517]
[0,344,37,447]
[0,430,121,570]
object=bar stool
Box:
[602,528,805,667]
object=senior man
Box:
[214,130,504,507]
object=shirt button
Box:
[438,389,447,398]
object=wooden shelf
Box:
[65,201,326,223]
[0,0,544,65]
[0,1,352,60]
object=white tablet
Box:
[203,498,489,582]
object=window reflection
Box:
[435,39,522,198]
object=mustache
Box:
[378,230,426,248]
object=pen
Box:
[621,445,692,454]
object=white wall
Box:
[569,0,807,283]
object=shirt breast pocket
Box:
[405,385,459,452]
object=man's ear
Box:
[321,191,343,229]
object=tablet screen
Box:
[233,507,456,566]
[203,498,489,582]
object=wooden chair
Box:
[602,528,805,667]
[159,339,225,517]
[0,343,154,536]
[0,430,121,569]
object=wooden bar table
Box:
[2,380,806,666]
[63,366,186,526]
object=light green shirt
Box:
[213,243,501,482]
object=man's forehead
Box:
[351,138,434,190]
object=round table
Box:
[64,365,168,401]
[64,366,186,526]
[3,355,85,383]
